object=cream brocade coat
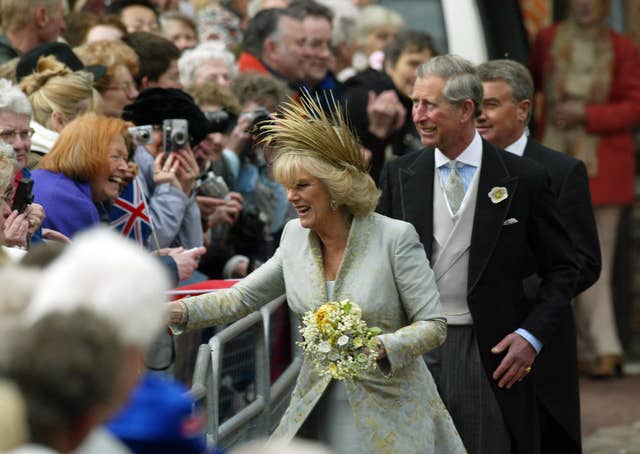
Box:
[179,213,466,453]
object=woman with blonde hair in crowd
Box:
[75,39,140,118]
[30,114,130,238]
[168,95,466,453]
[20,55,103,167]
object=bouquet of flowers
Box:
[297,299,382,380]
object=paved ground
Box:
[581,361,640,453]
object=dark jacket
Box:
[344,69,421,182]
[378,140,580,454]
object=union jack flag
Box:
[110,177,153,245]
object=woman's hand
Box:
[367,90,406,139]
[153,153,181,189]
[168,300,188,325]
[207,199,242,228]
[376,338,388,360]
[174,148,199,195]
[226,115,252,155]
[41,228,71,243]
[196,195,227,218]
[25,203,45,235]
[3,210,29,247]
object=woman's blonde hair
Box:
[38,113,131,181]
[20,55,103,128]
[74,39,139,94]
[265,94,380,217]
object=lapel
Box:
[399,150,435,259]
[468,140,518,293]
[522,138,538,160]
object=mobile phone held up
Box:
[12,177,33,214]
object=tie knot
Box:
[448,160,459,170]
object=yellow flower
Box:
[488,186,508,204]
[329,363,338,375]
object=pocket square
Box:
[503,218,518,226]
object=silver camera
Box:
[163,118,189,155]
[198,171,230,199]
[128,125,153,146]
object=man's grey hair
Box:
[178,40,237,86]
[243,8,296,58]
[316,0,358,47]
[417,54,483,118]
[477,59,534,123]
[0,79,31,117]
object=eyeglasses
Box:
[107,81,136,93]
[0,128,34,142]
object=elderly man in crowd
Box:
[476,59,600,454]
[0,0,66,64]
[0,79,50,248]
[237,7,307,87]
[379,54,579,454]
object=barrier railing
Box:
[185,294,302,449]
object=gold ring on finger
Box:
[524,365,532,374]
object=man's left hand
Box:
[491,332,536,389]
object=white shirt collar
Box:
[504,131,529,157]
[435,130,483,168]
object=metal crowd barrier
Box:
[183,294,302,449]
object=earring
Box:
[330,199,337,211]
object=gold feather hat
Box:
[260,91,366,174]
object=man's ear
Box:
[460,98,476,123]
[140,75,151,90]
[517,99,532,124]
[262,38,277,62]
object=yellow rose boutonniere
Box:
[488,186,508,204]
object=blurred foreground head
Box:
[27,226,171,351]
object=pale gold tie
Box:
[445,160,465,215]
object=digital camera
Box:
[204,109,237,134]
[163,118,189,155]
[243,108,271,135]
[198,171,230,199]
[128,125,153,146]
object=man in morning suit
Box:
[378,54,580,454]
[476,59,601,454]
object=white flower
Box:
[318,341,331,353]
[488,186,508,204]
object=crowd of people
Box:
[2,0,640,453]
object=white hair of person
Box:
[26,227,171,351]
[229,438,332,454]
[356,4,405,47]
[0,266,43,367]
[316,0,358,47]
[0,78,31,117]
[178,40,238,87]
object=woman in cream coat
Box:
[169,96,465,453]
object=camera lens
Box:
[173,131,186,145]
